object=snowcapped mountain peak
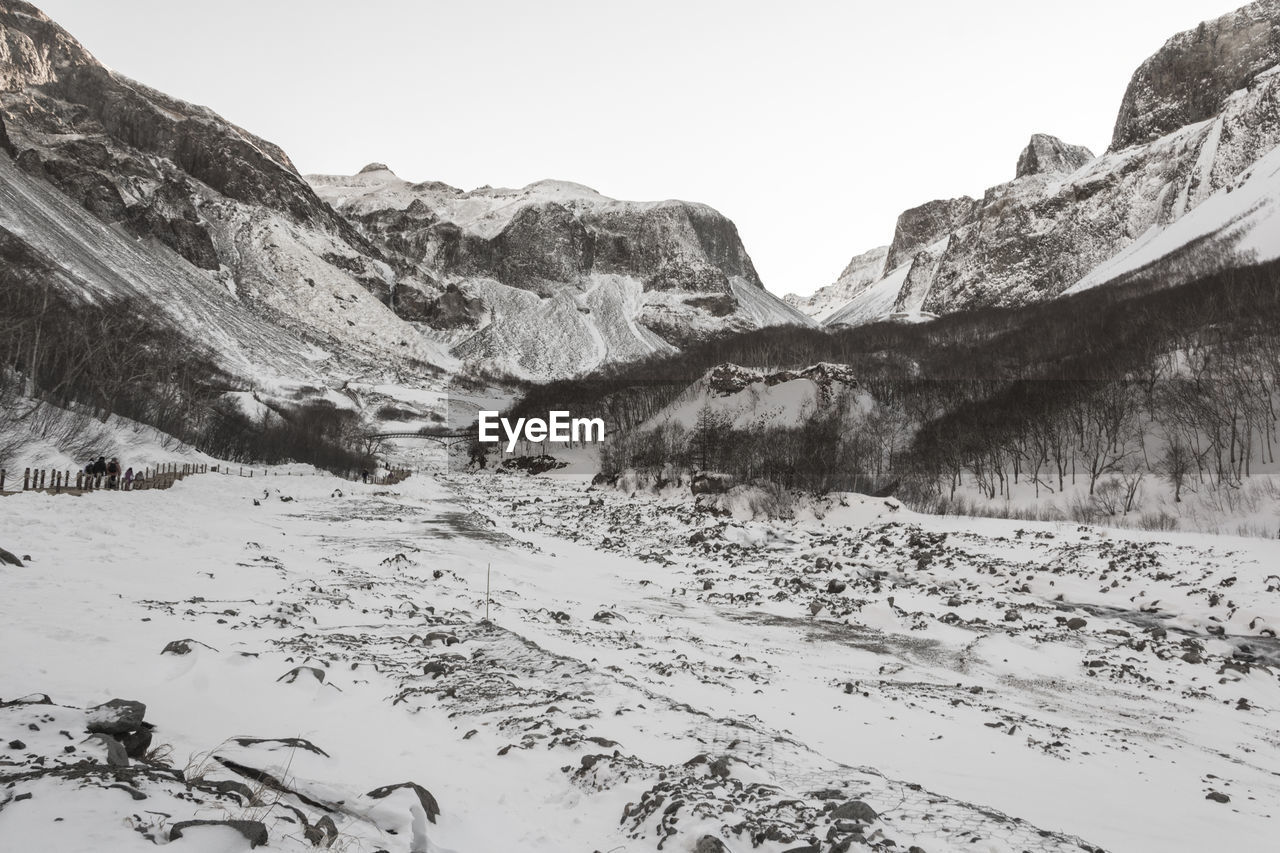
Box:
[358,161,394,174]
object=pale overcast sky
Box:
[37,0,1248,297]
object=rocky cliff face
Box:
[884,197,976,273]
[816,1,1280,327]
[1112,0,1280,149]
[310,168,809,378]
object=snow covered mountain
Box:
[784,246,889,323]
[0,0,455,392]
[0,0,804,392]
[642,362,869,434]
[806,0,1280,327]
[309,166,811,380]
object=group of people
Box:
[84,456,137,490]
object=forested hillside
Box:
[512,259,1280,526]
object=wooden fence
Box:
[0,462,209,495]
[0,463,414,496]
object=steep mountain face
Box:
[815,0,1280,327]
[310,168,810,379]
[0,1,801,387]
[1112,0,1280,149]
[0,0,452,386]
[883,197,976,273]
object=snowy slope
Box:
[0,153,322,384]
[450,275,675,381]
[642,363,871,434]
[1068,131,1280,293]
[823,261,913,327]
[785,246,890,323]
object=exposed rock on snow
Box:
[3,468,1278,851]
[84,698,145,736]
[168,820,269,847]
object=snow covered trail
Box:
[1,468,1277,852]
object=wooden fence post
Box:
[0,469,5,491]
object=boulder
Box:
[830,800,878,823]
[169,820,268,848]
[85,699,145,735]
[119,726,153,759]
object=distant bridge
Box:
[367,430,473,447]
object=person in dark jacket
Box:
[106,458,121,490]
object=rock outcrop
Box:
[1015,133,1094,178]
[884,197,976,273]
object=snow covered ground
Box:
[2,460,1278,852]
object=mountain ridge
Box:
[789,0,1280,327]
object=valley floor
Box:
[1,464,1278,853]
